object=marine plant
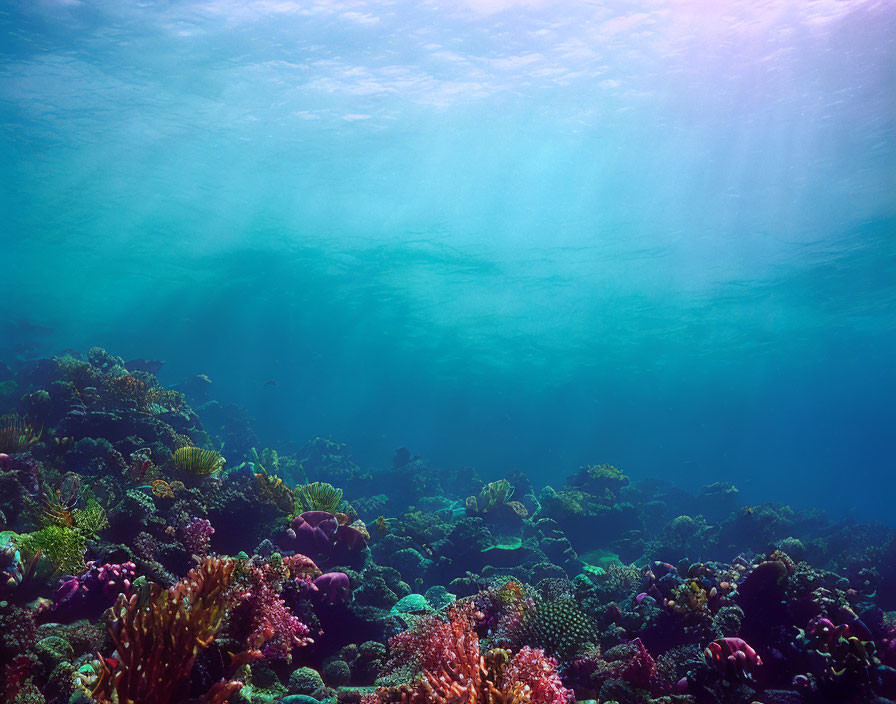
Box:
[16,525,87,575]
[248,446,280,474]
[91,556,242,704]
[172,446,225,475]
[0,413,41,453]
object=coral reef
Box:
[0,345,893,704]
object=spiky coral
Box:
[91,556,240,704]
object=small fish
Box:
[265,380,277,386]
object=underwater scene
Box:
[1,1,895,703]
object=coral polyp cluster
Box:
[0,346,893,704]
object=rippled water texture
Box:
[1,0,894,521]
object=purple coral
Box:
[312,571,352,605]
[53,560,136,612]
[177,517,215,556]
[704,637,763,681]
[279,511,368,559]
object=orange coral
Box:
[92,557,241,704]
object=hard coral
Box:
[53,560,136,614]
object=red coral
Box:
[502,646,571,704]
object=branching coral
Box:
[92,556,240,704]
[229,555,314,663]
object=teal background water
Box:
[2,1,894,521]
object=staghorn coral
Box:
[92,556,242,704]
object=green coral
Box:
[529,595,595,658]
[72,499,109,537]
[16,525,86,574]
[36,635,74,667]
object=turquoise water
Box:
[2,1,894,521]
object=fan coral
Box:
[173,446,225,476]
[91,556,240,704]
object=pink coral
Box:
[704,637,762,681]
[502,646,571,704]
[232,563,312,662]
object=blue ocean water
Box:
[1,0,894,522]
